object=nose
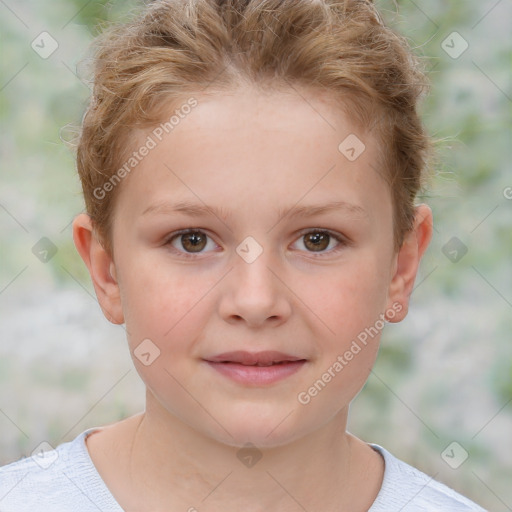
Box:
[218,244,292,328]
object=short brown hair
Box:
[74,0,431,258]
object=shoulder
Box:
[368,444,488,512]
[0,428,122,512]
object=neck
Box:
[93,392,384,512]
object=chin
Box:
[204,406,307,450]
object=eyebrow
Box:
[141,199,368,222]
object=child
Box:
[0,0,487,510]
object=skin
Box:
[72,85,433,512]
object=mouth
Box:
[204,351,308,385]
[221,361,297,366]
[205,350,306,365]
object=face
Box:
[84,87,407,448]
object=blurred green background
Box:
[0,0,511,509]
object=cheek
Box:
[305,254,390,389]
[117,254,217,350]
[119,264,215,412]
[313,255,391,336]
[293,263,388,416]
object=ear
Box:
[72,213,124,325]
[386,204,433,322]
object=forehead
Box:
[173,85,360,138]
[114,87,389,227]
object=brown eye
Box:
[180,231,207,252]
[292,229,346,256]
[303,231,331,252]
[167,229,216,256]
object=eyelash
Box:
[164,228,349,259]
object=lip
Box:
[206,350,304,365]
[204,351,307,386]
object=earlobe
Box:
[386,204,433,323]
[72,213,124,325]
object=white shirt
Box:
[0,427,487,511]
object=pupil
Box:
[189,233,201,245]
[184,232,205,252]
[307,232,328,251]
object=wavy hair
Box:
[73,0,431,257]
